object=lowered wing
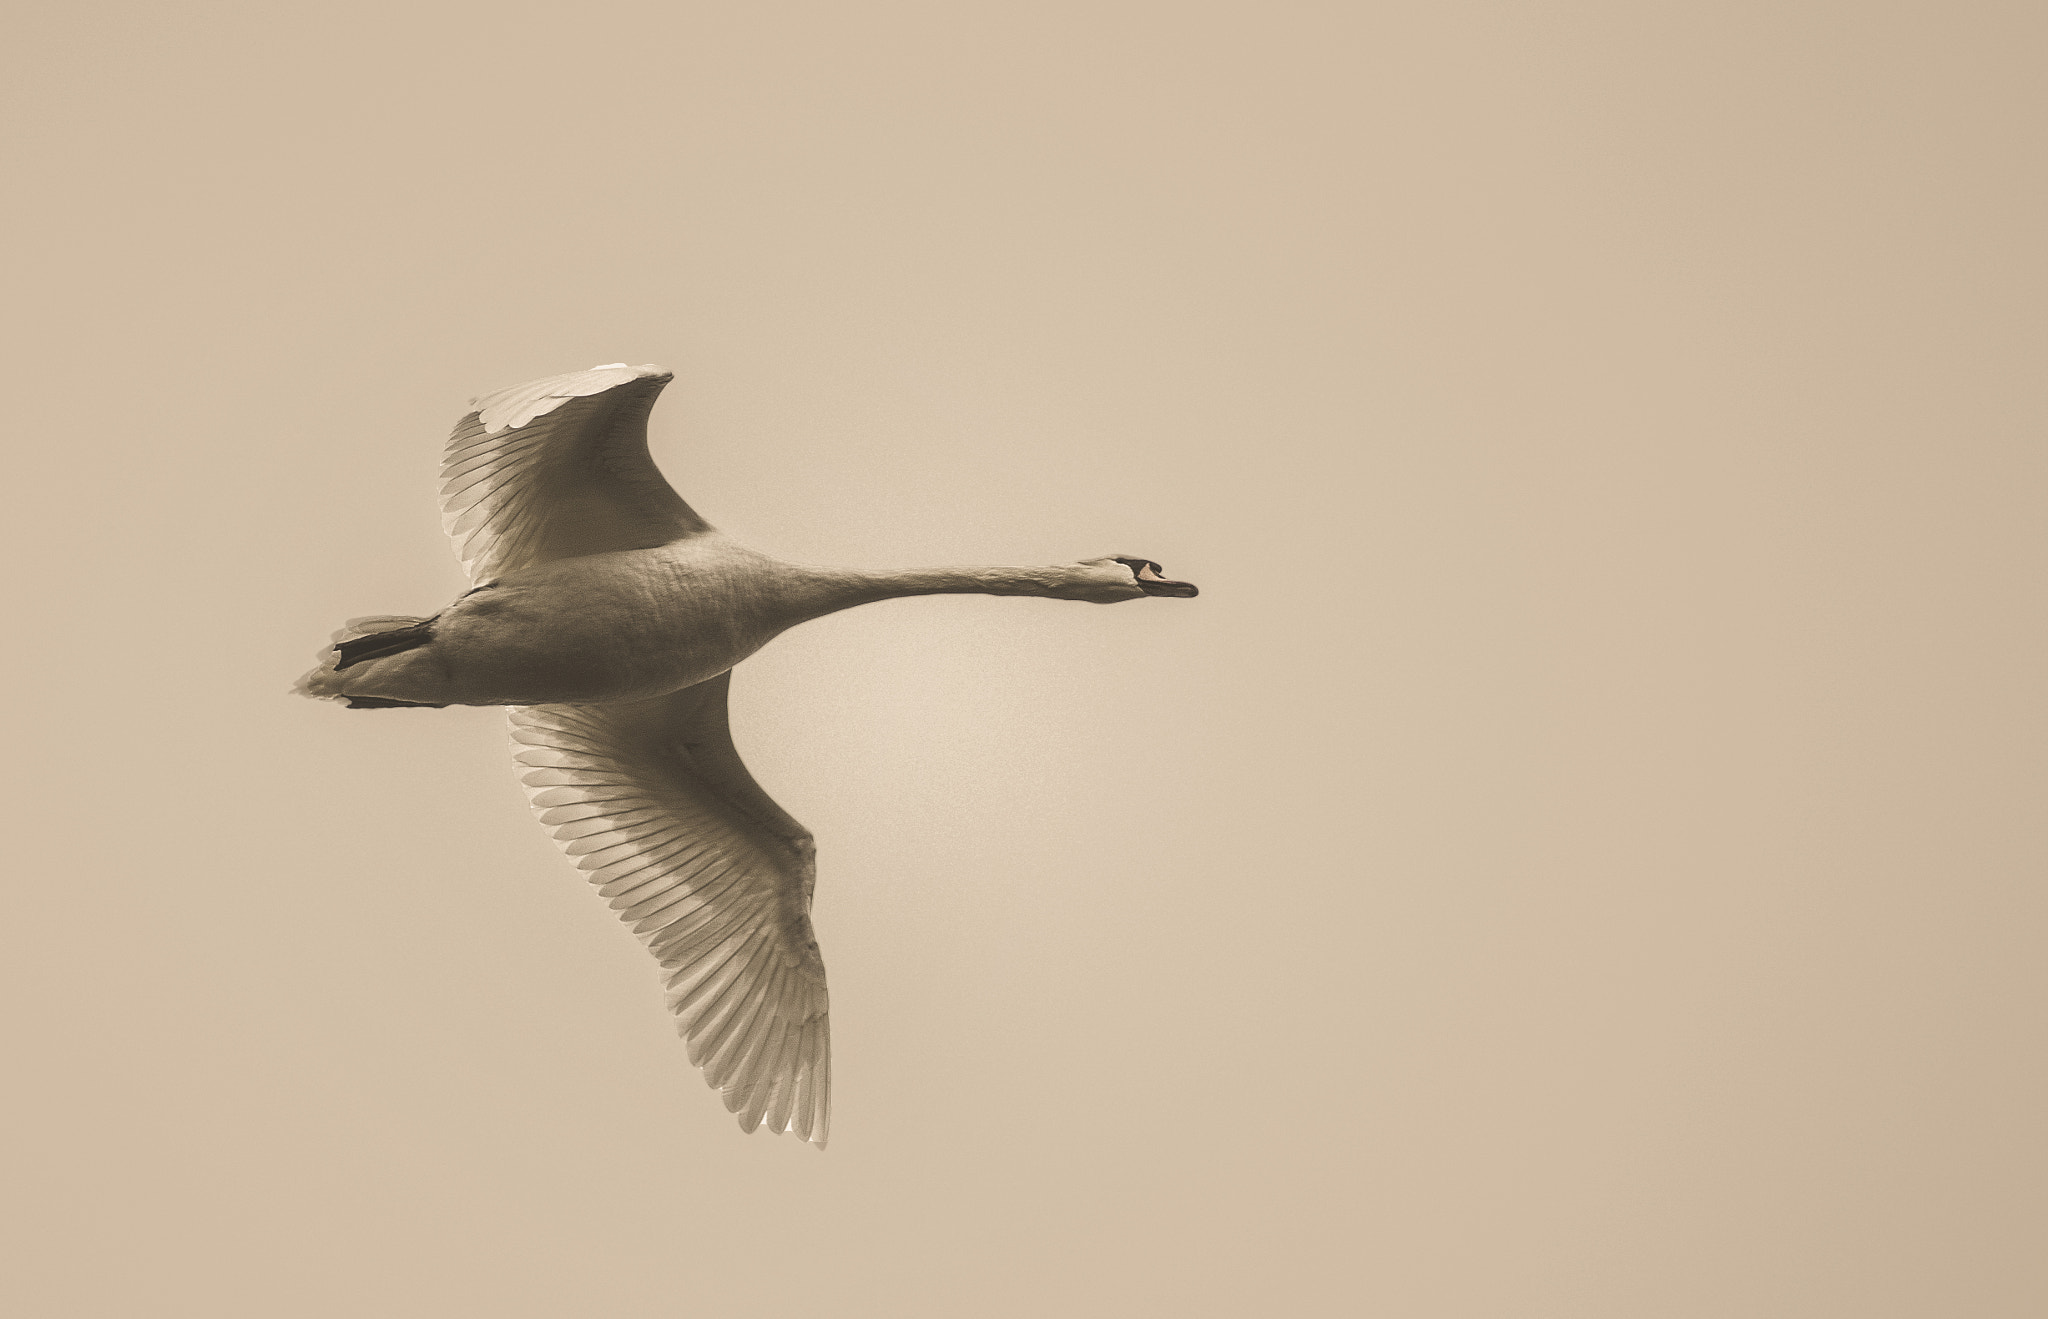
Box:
[510,675,831,1147]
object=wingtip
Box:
[587,362,674,381]
[733,1109,829,1150]
[466,361,675,432]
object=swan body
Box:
[313,536,1163,708]
[296,362,1195,1147]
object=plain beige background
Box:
[5,3,2044,1316]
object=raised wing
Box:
[510,675,830,1147]
[440,363,711,585]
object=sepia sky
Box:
[5,3,2045,1316]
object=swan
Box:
[296,362,1196,1148]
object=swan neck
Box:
[805,564,1075,611]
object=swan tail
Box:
[293,615,448,709]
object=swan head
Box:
[1112,556,1198,598]
[1050,556,1198,602]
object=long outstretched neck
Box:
[796,564,1088,612]
[774,556,1193,622]
[871,565,1095,598]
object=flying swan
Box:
[296,362,1197,1148]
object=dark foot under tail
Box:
[333,618,437,670]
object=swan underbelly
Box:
[338,550,787,707]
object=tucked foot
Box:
[334,618,437,669]
[1112,557,1199,598]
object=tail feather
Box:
[294,614,438,705]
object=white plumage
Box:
[298,363,1196,1148]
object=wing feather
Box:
[510,674,830,1148]
[762,1020,801,1135]
[438,363,711,584]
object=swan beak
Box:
[1113,557,1199,598]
